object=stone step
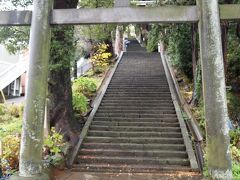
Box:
[79,149,188,158]
[110,82,168,86]
[107,87,170,90]
[108,86,169,88]
[84,136,184,144]
[89,125,181,133]
[101,99,173,103]
[95,113,176,118]
[105,91,171,94]
[104,93,172,98]
[77,155,190,166]
[111,79,167,81]
[108,85,170,88]
[106,91,170,94]
[93,117,178,123]
[109,82,169,85]
[110,78,168,80]
[100,102,175,107]
[82,143,186,151]
[72,42,196,173]
[110,79,168,82]
[98,106,175,110]
[88,130,182,138]
[108,86,170,89]
[72,163,192,173]
[103,96,173,100]
[111,76,166,78]
[97,109,176,115]
[91,121,179,127]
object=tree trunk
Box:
[236,23,240,39]
[48,0,79,147]
[135,24,143,44]
[190,23,200,106]
[191,24,198,81]
[141,24,149,46]
[191,60,202,107]
[73,58,78,79]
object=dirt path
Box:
[52,169,202,180]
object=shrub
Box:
[72,77,97,98]
[1,134,21,175]
[230,129,240,148]
[72,92,88,114]
[226,24,240,83]
[90,43,112,71]
[6,105,24,118]
[43,127,67,167]
[1,128,68,175]
[147,25,160,52]
[232,145,240,162]
[227,92,240,125]
[0,104,23,124]
[93,66,105,74]
[191,100,206,131]
[230,130,240,179]
[167,24,193,79]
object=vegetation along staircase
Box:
[71,41,198,173]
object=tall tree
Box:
[75,0,115,56]
[190,23,201,106]
[0,0,80,146]
[0,0,118,147]
[48,0,79,146]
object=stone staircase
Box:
[72,42,198,173]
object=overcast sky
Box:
[0,1,33,10]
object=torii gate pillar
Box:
[10,0,52,179]
[197,0,232,179]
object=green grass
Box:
[0,117,22,138]
[233,162,240,179]
[0,104,23,139]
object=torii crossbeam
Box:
[0,5,240,26]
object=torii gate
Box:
[1,0,239,179]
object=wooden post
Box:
[10,0,53,179]
[196,0,232,179]
[0,90,6,103]
[0,140,2,157]
[13,80,17,96]
[44,98,50,138]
